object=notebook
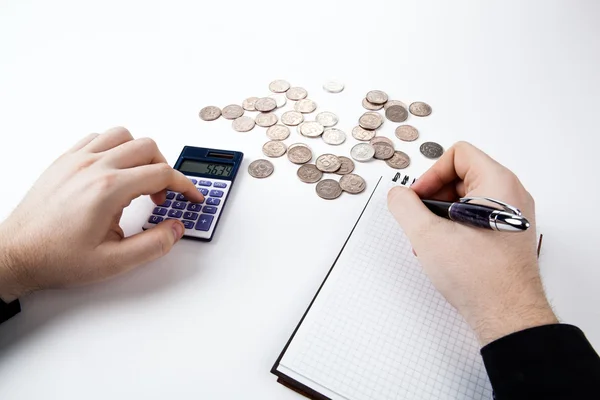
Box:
[271,172,494,400]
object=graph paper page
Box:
[278,177,493,400]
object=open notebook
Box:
[271,173,493,400]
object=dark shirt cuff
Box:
[481,323,600,399]
[0,298,21,324]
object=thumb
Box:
[387,186,441,241]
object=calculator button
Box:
[187,203,203,212]
[206,198,221,206]
[198,188,209,196]
[198,180,212,187]
[168,209,183,218]
[183,212,199,221]
[176,194,187,201]
[148,215,164,224]
[202,206,218,214]
[209,190,224,198]
[160,200,172,207]
[213,182,227,188]
[153,207,168,216]
[166,192,176,200]
[172,201,187,210]
[182,220,195,229]
[189,178,198,184]
[195,215,214,231]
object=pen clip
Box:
[459,197,522,216]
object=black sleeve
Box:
[0,298,21,325]
[481,323,600,399]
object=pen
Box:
[421,197,530,232]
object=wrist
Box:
[0,227,34,303]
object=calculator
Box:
[143,146,244,241]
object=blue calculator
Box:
[143,146,244,241]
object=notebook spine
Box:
[392,173,416,186]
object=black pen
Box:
[422,197,530,232]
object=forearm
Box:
[0,228,29,303]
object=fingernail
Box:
[171,221,184,240]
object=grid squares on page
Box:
[283,181,493,400]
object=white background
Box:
[1,0,599,399]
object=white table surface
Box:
[1,1,599,398]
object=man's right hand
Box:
[387,141,558,346]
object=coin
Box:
[409,101,432,117]
[373,142,395,160]
[315,111,338,127]
[335,156,355,175]
[323,81,344,93]
[351,143,375,162]
[300,121,324,138]
[255,97,277,112]
[297,164,323,183]
[222,104,244,120]
[242,97,259,111]
[286,87,308,101]
[362,98,383,111]
[316,179,342,200]
[269,94,287,108]
[366,90,388,105]
[294,99,317,113]
[316,154,341,172]
[199,106,221,121]
[351,126,376,141]
[287,144,313,164]
[262,140,287,157]
[385,151,411,169]
[384,100,407,110]
[339,174,366,194]
[359,112,383,130]
[370,136,394,147]
[322,128,346,145]
[266,124,290,140]
[248,159,274,178]
[420,141,444,159]
[255,112,278,127]
[395,125,419,141]
[281,111,304,126]
[269,79,291,93]
[385,105,408,123]
[232,116,255,132]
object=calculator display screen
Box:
[179,159,233,177]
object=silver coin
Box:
[322,128,346,145]
[294,99,317,113]
[269,79,291,93]
[385,105,408,123]
[386,151,411,169]
[287,144,313,164]
[339,174,366,194]
[322,81,345,93]
[384,100,407,110]
[395,125,419,141]
[315,154,341,172]
[286,87,308,101]
[242,97,259,111]
[255,112,278,127]
[199,106,221,121]
[316,179,342,200]
[352,126,376,141]
[300,121,324,138]
[335,156,355,175]
[373,142,395,160]
[359,112,383,130]
[262,140,287,157]
[295,122,305,135]
[409,101,432,117]
[232,116,255,132]
[362,98,383,111]
[350,143,375,162]
[420,141,444,159]
[281,111,304,126]
[222,104,244,120]
[266,124,290,140]
[288,142,311,151]
[255,97,277,112]
[297,164,323,183]
[366,90,388,105]
[248,159,274,178]
[315,111,338,127]
[269,94,287,108]
[370,136,394,147]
